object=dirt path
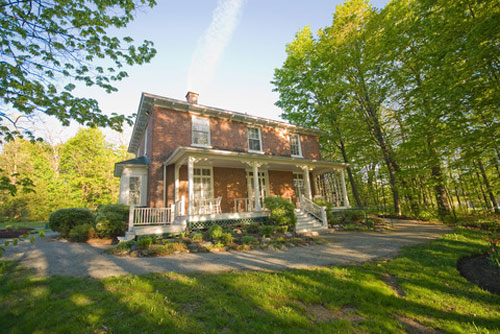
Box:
[2,220,452,278]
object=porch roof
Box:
[163,146,347,173]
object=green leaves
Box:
[0,0,157,142]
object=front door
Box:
[246,170,270,209]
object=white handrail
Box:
[301,195,328,227]
[174,196,186,217]
[233,198,251,212]
[192,197,222,215]
[131,207,173,225]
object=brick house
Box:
[115,92,350,237]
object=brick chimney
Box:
[185,91,199,104]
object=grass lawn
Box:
[1,228,499,334]
[0,221,48,230]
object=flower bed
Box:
[109,223,326,257]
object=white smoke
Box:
[187,0,245,95]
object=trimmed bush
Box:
[245,223,261,234]
[242,236,257,245]
[191,232,204,242]
[68,223,95,242]
[219,232,234,245]
[208,224,223,241]
[264,196,296,229]
[49,208,95,237]
[95,204,129,238]
[138,237,153,249]
[261,225,276,237]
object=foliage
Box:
[142,243,188,257]
[48,208,94,237]
[263,196,296,229]
[261,225,276,238]
[191,233,204,242]
[314,198,337,224]
[68,224,95,242]
[137,237,152,249]
[95,204,129,238]
[242,235,257,245]
[245,223,261,234]
[208,224,223,241]
[1,229,499,333]
[219,232,234,245]
[273,0,500,221]
[0,0,157,142]
[0,132,130,221]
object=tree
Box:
[0,0,157,142]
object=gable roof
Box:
[128,92,322,154]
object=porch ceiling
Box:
[164,146,347,173]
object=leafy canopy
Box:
[0,0,157,142]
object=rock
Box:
[209,248,219,253]
[233,229,242,235]
[130,244,139,251]
[201,241,213,248]
[284,232,293,238]
[262,237,271,243]
[187,243,199,251]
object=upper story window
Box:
[248,127,262,152]
[192,116,211,147]
[290,134,302,157]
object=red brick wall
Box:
[213,167,248,212]
[269,171,295,200]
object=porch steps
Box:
[295,209,328,234]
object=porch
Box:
[121,147,350,238]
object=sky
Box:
[34,0,390,147]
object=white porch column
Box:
[302,166,312,200]
[339,169,350,207]
[187,157,194,216]
[252,162,262,211]
[174,163,180,202]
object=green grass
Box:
[1,228,499,333]
[0,221,48,230]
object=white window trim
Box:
[193,166,215,200]
[247,126,263,153]
[290,134,303,158]
[191,115,211,148]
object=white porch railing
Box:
[129,207,174,229]
[174,197,186,217]
[233,198,252,212]
[301,195,328,227]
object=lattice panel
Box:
[188,216,269,230]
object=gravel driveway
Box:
[2,220,452,278]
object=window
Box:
[248,127,262,152]
[192,116,210,147]
[290,134,302,157]
[129,176,141,205]
[193,167,213,200]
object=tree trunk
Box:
[474,167,491,211]
[338,139,362,207]
[477,158,499,213]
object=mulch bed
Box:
[0,228,34,238]
[457,254,500,295]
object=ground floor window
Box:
[129,176,141,205]
[193,167,214,200]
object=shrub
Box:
[49,208,95,237]
[68,223,95,242]
[488,237,500,268]
[242,236,257,245]
[219,232,234,245]
[261,225,276,237]
[191,232,204,242]
[245,223,261,234]
[143,242,187,256]
[138,237,153,249]
[95,204,129,238]
[208,224,223,241]
[314,199,337,224]
[264,196,296,229]
[277,225,288,233]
